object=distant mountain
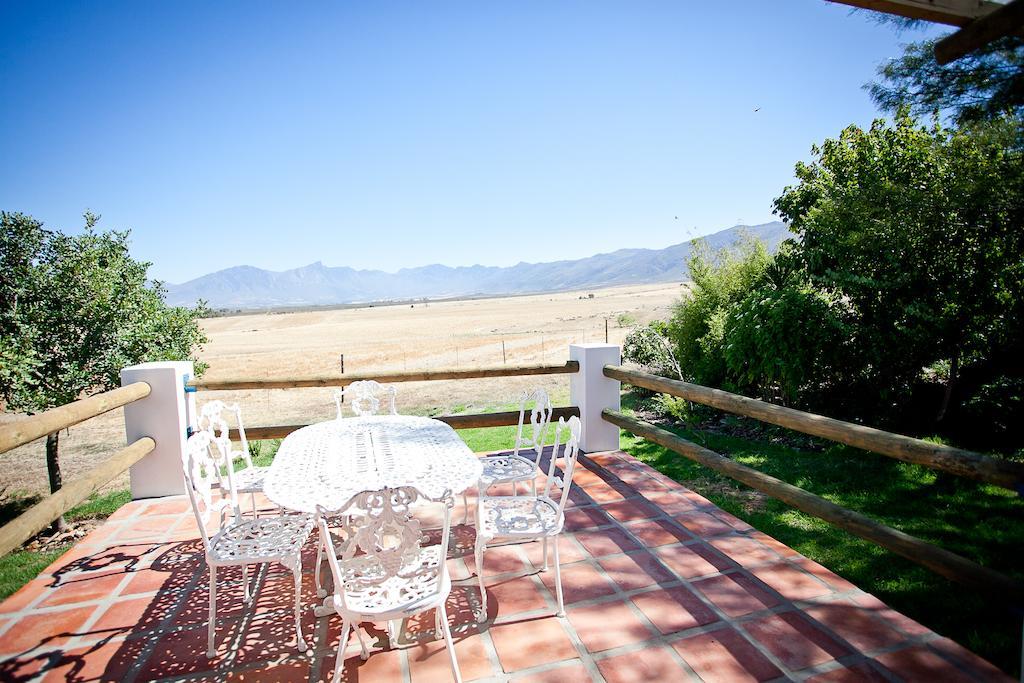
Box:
[166,222,788,309]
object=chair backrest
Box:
[182,430,240,551]
[333,380,398,418]
[197,400,252,469]
[317,486,452,614]
[512,388,553,460]
[541,415,582,515]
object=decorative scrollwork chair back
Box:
[317,485,453,613]
[197,400,254,471]
[182,430,240,552]
[541,415,583,513]
[512,387,553,461]
[333,380,399,418]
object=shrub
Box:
[667,235,771,389]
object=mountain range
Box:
[166,221,788,309]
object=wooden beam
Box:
[231,406,581,441]
[0,382,152,456]
[0,437,156,558]
[935,0,1024,62]
[602,409,1024,602]
[190,361,579,391]
[604,365,1024,491]
[826,0,1001,27]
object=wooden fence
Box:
[0,360,580,558]
[602,365,1024,602]
[0,385,155,557]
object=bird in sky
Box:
[754,107,761,112]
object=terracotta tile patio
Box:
[0,450,1011,682]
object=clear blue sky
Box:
[0,1,939,283]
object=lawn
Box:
[616,392,1024,676]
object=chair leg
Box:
[461,493,469,526]
[315,529,326,598]
[207,565,217,657]
[553,536,564,617]
[242,563,251,603]
[475,541,487,616]
[541,536,549,572]
[334,618,351,682]
[293,565,307,652]
[251,492,258,519]
[438,602,463,683]
[356,624,370,661]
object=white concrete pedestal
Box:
[121,361,195,499]
[569,344,621,452]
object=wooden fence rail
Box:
[603,409,1024,602]
[604,365,1024,492]
[0,382,152,456]
[232,407,581,441]
[0,437,156,558]
[189,361,579,391]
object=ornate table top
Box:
[264,415,482,513]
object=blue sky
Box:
[0,1,940,283]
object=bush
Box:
[622,321,679,379]
[667,235,771,389]
[724,280,851,406]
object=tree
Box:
[0,211,209,529]
[0,213,47,396]
[868,27,1024,125]
[773,112,1024,425]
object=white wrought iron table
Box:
[265,415,483,514]
[266,415,482,618]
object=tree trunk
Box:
[937,354,960,423]
[45,432,67,532]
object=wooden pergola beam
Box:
[826,0,1002,27]
[935,0,1024,62]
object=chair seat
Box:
[230,465,270,494]
[479,454,536,487]
[479,496,562,539]
[210,513,313,565]
[335,545,449,616]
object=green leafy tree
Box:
[0,212,209,529]
[773,112,1024,423]
[869,37,1024,125]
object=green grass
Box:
[617,396,1024,676]
[0,548,67,598]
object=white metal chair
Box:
[478,388,553,495]
[317,486,462,682]
[197,400,271,518]
[475,415,582,617]
[182,431,314,658]
[333,380,398,418]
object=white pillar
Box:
[121,361,195,499]
[569,343,621,452]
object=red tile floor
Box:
[0,450,1011,682]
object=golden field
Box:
[0,282,684,497]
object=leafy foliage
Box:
[667,236,771,390]
[1,211,209,413]
[648,113,1022,444]
[774,112,1024,426]
[0,211,209,511]
[622,320,680,379]
[869,35,1024,125]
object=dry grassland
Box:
[0,282,684,497]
